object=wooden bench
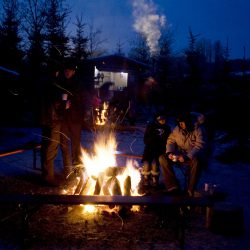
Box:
[0,194,214,249]
[0,141,41,170]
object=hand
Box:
[168,153,174,160]
[168,153,178,162]
[66,100,71,109]
[178,155,185,163]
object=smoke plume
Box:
[132,0,166,56]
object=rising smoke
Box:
[132,0,166,56]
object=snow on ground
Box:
[0,126,250,249]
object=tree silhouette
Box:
[45,0,70,62]
[128,34,151,64]
[87,22,107,58]
[70,14,88,61]
[0,0,23,71]
[21,0,48,76]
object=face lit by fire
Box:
[64,68,75,79]
[179,121,186,130]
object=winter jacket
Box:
[58,74,86,124]
[142,120,171,161]
[40,75,66,126]
[166,124,207,160]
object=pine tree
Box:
[0,0,23,71]
[70,14,88,61]
[45,0,70,63]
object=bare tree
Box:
[87,22,107,58]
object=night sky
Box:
[67,0,250,59]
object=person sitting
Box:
[159,112,208,196]
[141,113,171,187]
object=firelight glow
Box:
[61,131,142,213]
[95,102,109,126]
[80,131,141,196]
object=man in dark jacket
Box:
[159,112,208,196]
[42,59,85,186]
[141,114,171,187]
[40,64,71,186]
[58,59,86,169]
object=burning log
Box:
[93,166,132,197]
[103,177,122,195]
[124,176,131,196]
[74,171,86,195]
[94,174,103,195]
[105,167,119,177]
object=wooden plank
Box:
[0,194,214,207]
[0,145,41,158]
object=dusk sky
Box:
[67,0,250,59]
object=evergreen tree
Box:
[128,34,151,64]
[21,0,48,76]
[184,28,204,87]
[45,0,70,63]
[70,14,88,61]
[114,40,125,56]
[0,0,23,70]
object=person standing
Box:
[40,63,72,186]
[58,59,86,171]
[159,112,208,196]
[141,114,171,187]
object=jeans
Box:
[159,153,206,193]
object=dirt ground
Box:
[0,175,247,250]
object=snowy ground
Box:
[0,126,250,249]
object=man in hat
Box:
[159,112,208,196]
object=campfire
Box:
[95,102,109,126]
[62,131,142,213]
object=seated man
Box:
[159,112,208,196]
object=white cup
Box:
[204,183,209,192]
[172,155,177,162]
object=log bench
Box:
[0,194,214,249]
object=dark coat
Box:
[40,75,66,126]
[58,73,86,125]
[142,120,171,162]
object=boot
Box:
[151,169,160,187]
[152,175,159,187]
[141,162,151,187]
[143,175,150,186]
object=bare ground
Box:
[0,175,246,250]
